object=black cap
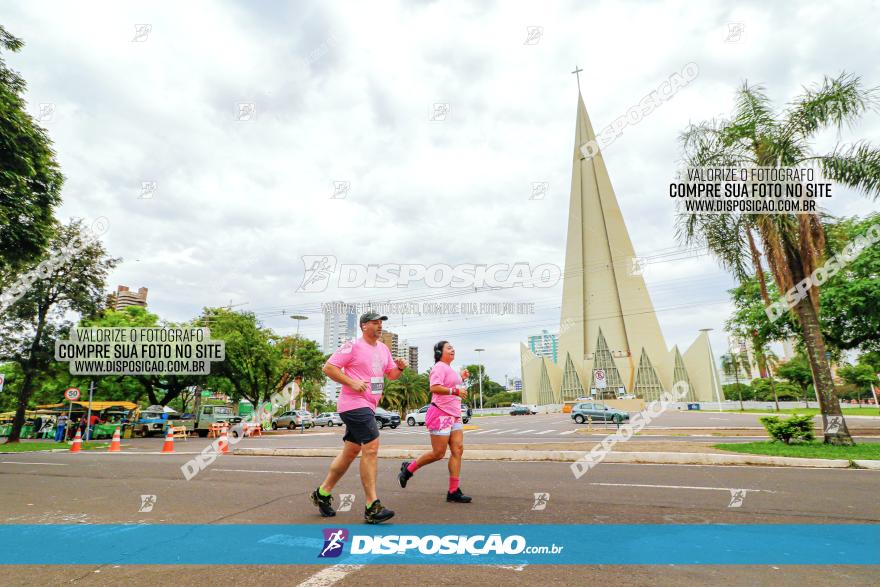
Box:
[359,311,388,325]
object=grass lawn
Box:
[708,408,879,416]
[715,441,880,460]
[0,441,110,453]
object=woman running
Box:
[398,340,472,503]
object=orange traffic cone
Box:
[161,427,174,453]
[218,430,229,455]
[108,427,122,452]
[70,429,82,453]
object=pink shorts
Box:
[425,405,463,436]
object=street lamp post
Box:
[475,348,485,412]
[290,316,308,415]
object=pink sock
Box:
[449,476,460,493]
[407,461,420,474]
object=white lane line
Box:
[297,564,364,587]
[589,482,774,493]
[559,430,577,435]
[492,429,515,434]
[512,430,537,435]
[211,469,313,474]
[534,430,557,435]
[473,429,500,435]
[0,461,67,466]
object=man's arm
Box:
[386,358,408,380]
[323,363,368,393]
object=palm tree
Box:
[678,72,880,445]
[382,369,429,415]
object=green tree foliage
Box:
[821,213,880,353]
[0,221,117,442]
[0,26,63,272]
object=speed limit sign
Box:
[65,387,81,401]
[594,369,607,389]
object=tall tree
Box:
[776,353,815,408]
[0,26,63,272]
[79,306,206,406]
[0,221,117,442]
[198,308,284,409]
[677,73,880,445]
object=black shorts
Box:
[340,407,380,445]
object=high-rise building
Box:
[528,330,559,363]
[380,330,400,358]
[520,92,720,405]
[111,285,148,310]
[407,345,419,374]
[322,302,358,353]
[322,302,358,403]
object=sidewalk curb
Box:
[233,447,859,468]
[852,459,880,470]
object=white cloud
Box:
[5,0,879,380]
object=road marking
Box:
[297,564,364,587]
[559,430,577,435]
[211,469,313,474]
[0,461,67,466]
[589,482,774,493]
[512,429,537,435]
[534,430,556,435]
[473,429,500,435]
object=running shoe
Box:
[447,488,472,503]
[310,488,336,517]
[364,499,395,524]
[398,461,414,488]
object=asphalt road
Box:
[0,442,877,585]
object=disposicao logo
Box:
[319,528,348,558]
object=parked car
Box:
[571,402,630,424]
[272,410,313,430]
[511,403,538,414]
[510,405,532,415]
[406,405,429,426]
[314,412,343,427]
[406,403,471,426]
[374,407,400,429]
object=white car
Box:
[313,412,343,427]
[405,405,429,426]
[406,404,471,426]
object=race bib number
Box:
[370,377,384,394]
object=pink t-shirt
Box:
[326,337,395,413]
[429,361,463,417]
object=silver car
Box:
[313,412,343,427]
[272,410,314,430]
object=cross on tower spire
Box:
[571,65,583,93]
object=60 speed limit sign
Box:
[65,387,81,401]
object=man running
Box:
[397,340,472,503]
[310,311,408,524]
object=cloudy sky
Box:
[5,0,879,382]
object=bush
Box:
[722,383,753,400]
[759,414,815,444]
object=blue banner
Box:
[1,524,877,565]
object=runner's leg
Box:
[415,433,450,468]
[320,440,361,492]
[448,428,464,478]
[359,436,380,504]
